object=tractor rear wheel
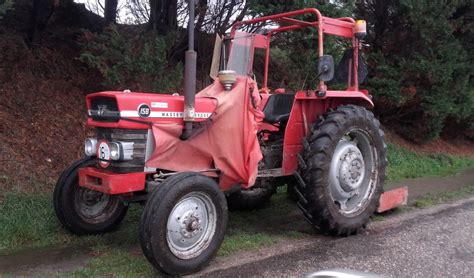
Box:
[226,177,276,210]
[295,105,387,235]
[53,158,128,235]
[139,172,228,275]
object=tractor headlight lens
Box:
[84,138,97,156]
[108,141,134,161]
[109,142,120,160]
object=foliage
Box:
[356,0,474,141]
[79,25,183,93]
[0,0,13,19]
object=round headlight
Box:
[109,142,120,160]
[84,138,97,156]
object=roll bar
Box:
[230,8,360,91]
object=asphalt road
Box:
[204,198,474,278]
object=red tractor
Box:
[54,6,405,275]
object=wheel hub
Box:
[328,130,377,216]
[338,146,365,192]
[81,189,104,205]
[75,188,112,220]
[179,210,202,239]
[166,193,217,259]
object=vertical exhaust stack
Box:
[181,0,197,140]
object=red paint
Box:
[78,167,146,194]
[253,34,269,49]
[377,186,409,213]
[86,92,218,129]
[280,91,373,175]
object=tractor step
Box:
[257,168,284,178]
[377,186,408,213]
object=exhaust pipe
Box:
[181,0,197,140]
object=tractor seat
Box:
[262,93,295,124]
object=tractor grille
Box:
[96,128,148,173]
[89,97,120,122]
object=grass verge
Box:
[386,144,474,181]
[413,184,474,208]
[0,187,297,276]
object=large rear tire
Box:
[226,142,281,210]
[53,158,128,235]
[140,172,228,275]
[226,177,276,210]
[295,105,387,235]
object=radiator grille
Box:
[96,128,148,173]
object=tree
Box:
[148,0,177,34]
[356,0,473,141]
[104,0,118,24]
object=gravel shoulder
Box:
[198,197,474,277]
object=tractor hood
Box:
[85,91,218,129]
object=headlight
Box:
[109,142,120,160]
[109,141,134,161]
[84,138,97,156]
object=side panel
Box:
[282,90,373,175]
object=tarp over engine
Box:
[145,77,264,190]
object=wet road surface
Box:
[202,198,474,278]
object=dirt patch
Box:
[0,27,99,196]
[385,167,474,205]
[0,244,92,276]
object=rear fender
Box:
[281,90,373,175]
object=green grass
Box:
[413,184,474,208]
[386,144,474,181]
[63,250,156,277]
[0,193,74,252]
[0,193,144,254]
[218,232,277,256]
[0,187,295,276]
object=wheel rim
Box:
[329,129,379,216]
[166,192,217,260]
[74,186,120,223]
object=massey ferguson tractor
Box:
[53,4,407,275]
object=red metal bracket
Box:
[377,186,408,213]
[78,167,146,195]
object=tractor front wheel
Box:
[140,172,228,275]
[53,158,128,235]
[296,105,387,235]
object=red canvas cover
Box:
[145,77,264,190]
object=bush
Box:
[357,0,474,142]
[79,26,183,93]
[0,0,14,19]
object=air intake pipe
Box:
[181,0,197,140]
